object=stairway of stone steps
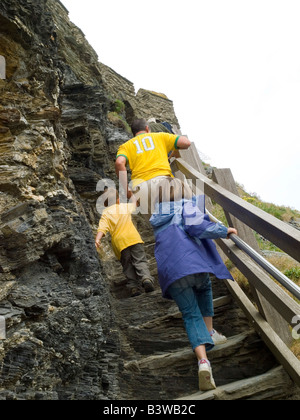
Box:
[101,218,298,400]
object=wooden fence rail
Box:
[175,158,300,262]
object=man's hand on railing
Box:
[227,227,238,239]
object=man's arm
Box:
[115,156,132,199]
[176,136,191,150]
[183,201,238,239]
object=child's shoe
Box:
[210,329,227,345]
[143,279,155,293]
[198,359,216,391]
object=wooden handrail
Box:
[206,209,300,301]
[216,237,300,323]
[225,279,300,388]
[175,158,300,262]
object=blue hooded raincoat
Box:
[150,196,234,299]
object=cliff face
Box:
[0,0,181,399]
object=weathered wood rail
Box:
[175,157,300,262]
[171,147,300,389]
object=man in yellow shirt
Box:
[116,119,192,217]
[95,188,154,297]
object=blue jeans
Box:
[167,274,215,352]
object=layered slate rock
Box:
[0,0,185,400]
[0,0,123,399]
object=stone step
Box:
[128,296,232,332]
[114,289,176,328]
[123,296,234,356]
[116,293,250,358]
[177,366,298,400]
[120,331,277,400]
[116,293,234,327]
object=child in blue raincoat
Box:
[150,195,237,391]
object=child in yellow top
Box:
[95,188,155,297]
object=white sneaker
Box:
[198,359,216,391]
[211,329,227,345]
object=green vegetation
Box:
[240,188,300,223]
[107,99,131,135]
[291,339,300,360]
[254,232,282,252]
[240,188,300,253]
[210,203,228,227]
[107,112,132,135]
[114,99,125,114]
[284,267,300,283]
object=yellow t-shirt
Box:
[116,132,180,187]
[97,203,143,260]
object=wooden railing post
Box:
[212,168,292,345]
[177,144,213,209]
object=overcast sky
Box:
[61,0,300,211]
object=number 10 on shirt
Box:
[133,136,155,154]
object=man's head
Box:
[131,119,150,137]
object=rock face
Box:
[99,63,181,130]
[0,0,184,400]
[0,0,121,400]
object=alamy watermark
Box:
[292,315,300,340]
[0,316,6,340]
[95,172,205,218]
[0,55,6,80]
